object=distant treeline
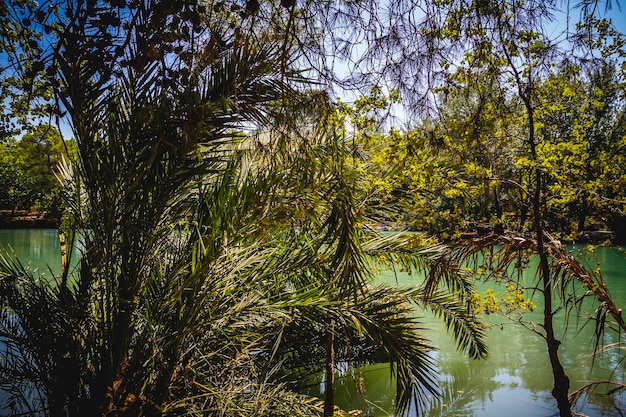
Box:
[0,124,75,214]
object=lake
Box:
[308,244,626,416]
[1,229,625,416]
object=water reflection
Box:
[329,245,626,417]
[0,229,63,276]
[1,231,624,416]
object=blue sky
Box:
[4,1,625,140]
[564,2,626,34]
[595,2,625,32]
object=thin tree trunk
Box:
[577,190,588,235]
[59,232,68,281]
[536,212,572,417]
[324,317,335,417]
[526,99,572,417]
[497,11,574,414]
[518,177,528,232]
[492,185,504,235]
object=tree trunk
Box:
[324,317,335,417]
[609,213,626,244]
[518,180,527,232]
[526,97,572,417]
[497,7,574,412]
[538,244,572,417]
[492,185,504,235]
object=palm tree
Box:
[237,115,488,416]
[1,1,317,415]
[0,2,488,416]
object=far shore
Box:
[0,212,619,244]
[0,211,59,229]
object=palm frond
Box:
[450,233,625,328]
[336,285,440,416]
[361,232,474,297]
[569,379,626,413]
[419,289,488,360]
[448,232,626,377]
[0,250,94,416]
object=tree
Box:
[267,97,488,416]
[0,0,59,138]
[405,2,626,416]
[532,63,626,241]
[360,85,525,237]
[0,124,70,212]
[0,1,487,417]
[0,136,23,211]
[1,0,623,416]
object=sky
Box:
[594,1,625,32]
[2,1,625,140]
[562,2,626,36]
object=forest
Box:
[0,0,625,416]
[3,62,626,242]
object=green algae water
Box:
[308,245,626,417]
[0,229,65,276]
[1,230,625,416]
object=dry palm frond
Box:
[448,231,626,409]
[568,379,626,413]
[450,232,625,335]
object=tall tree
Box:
[0,1,488,417]
[405,2,626,416]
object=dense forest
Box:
[3,72,626,241]
[0,1,625,417]
[0,124,72,214]
[4,72,626,241]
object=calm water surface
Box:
[1,230,625,416]
[310,245,626,417]
[0,229,65,276]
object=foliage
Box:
[0,0,623,416]
[341,2,626,416]
[353,28,626,242]
[0,1,488,417]
[0,124,72,212]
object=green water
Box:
[310,246,626,417]
[0,229,65,277]
[1,230,625,416]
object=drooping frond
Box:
[450,233,624,327]
[419,289,488,360]
[335,284,439,416]
[568,379,626,412]
[448,232,626,364]
[0,251,94,416]
[361,232,474,298]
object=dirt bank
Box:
[0,211,59,229]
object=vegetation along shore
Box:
[0,1,625,417]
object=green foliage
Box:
[532,64,626,239]
[360,59,626,241]
[0,2,488,417]
[468,284,536,316]
[0,0,623,416]
[0,1,59,137]
[0,124,71,212]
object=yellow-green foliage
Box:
[468,283,536,316]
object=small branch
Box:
[488,177,530,197]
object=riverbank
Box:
[0,211,59,229]
[1,213,619,244]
